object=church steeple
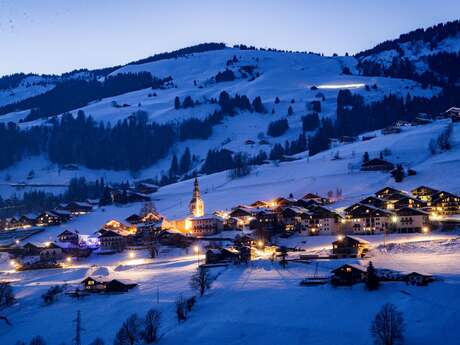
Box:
[189,177,204,217]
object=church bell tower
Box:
[189,177,204,217]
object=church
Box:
[185,177,223,236]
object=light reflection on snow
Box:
[317,83,365,89]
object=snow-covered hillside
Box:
[0,47,442,198]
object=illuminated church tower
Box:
[189,177,204,217]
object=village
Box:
[1,169,459,291]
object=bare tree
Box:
[142,309,161,344]
[29,336,47,345]
[88,338,104,345]
[175,296,187,323]
[114,314,142,345]
[0,282,15,307]
[190,267,213,296]
[370,303,405,345]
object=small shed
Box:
[332,236,370,258]
[403,272,434,286]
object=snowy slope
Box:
[0,48,441,199]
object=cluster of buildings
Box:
[0,201,95,231]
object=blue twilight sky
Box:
[1,0,459,76]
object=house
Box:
[36,210,70,226]
[332,236,370,258]
[40,243,63,262]
[57,229,79,244]
[375,187,403,199]
[411,186,439,202]
[18,214,37,228]
[355,196,386,209]
[331,264,367,286]
[158,230,191,247]
[306,206,342,235]
[81,277,106,292]
[134,182,159,195]
[361,158,395,171]
[386,196,427,210]
[430,191,460,215]
[253,209,280,233]
[279,207,305,233]
[125,214,143,225]
[205,247,240,264]
[402,272,434,286]
[344,204,393,234]
[187,215,224,236]
[229,207,254,225]
[394,208,430,233]
[381,126,401,135]
[302,193,329,205]
[21,243,42,256]
[58,201,93,215]
[98,230,127,252]
[105,279,137,293]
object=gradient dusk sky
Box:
[1,0,459,76]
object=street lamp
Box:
[128,251,136,259]
[193,245,200,267]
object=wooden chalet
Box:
[134,182,159,195]
[57,229,79,244]
[81,277,137,293]
[302,193,329,205]
[344,204,393,233]
[36,210,71,226]
[430,191,460,215]
[82,277,106,292]
[394,207,430,233]
[375,187,403,199]
[332,236,370,258]
[18,214,37,228]
[125,214,143,225]
[306,206,342,235]
[58,201,93,215]
[205,247,240,264]
[361,159,395,171]
[98,230,127,252]
[403,272,434,286]
[386,196,427,210]
[21,242,42,256]
[410,185,438,202]
[331,264,367,286]
[40,243,63,262]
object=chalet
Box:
[386,196,427,210]
[158,230,191,247]
[188,215,224,236]
[430,191,460,215]
[36,210,70,226]
[126,191,151,203]
[229,207,254,225]
[355,196,386,209]
[205,247,240,264]
[81,277,106,292]
[375,187,403,199]
[58,201,93,215]
[40,243,63,262]
[411,186,439,202]
[250,200,270,208]
[331,264,367,286]
[402,272,434,286]
[253,209,280,233]
[344,204,393,234]
[105,279,137,293]
[361,158,395,171]
[294,198,320,209]
[98,230,127,252]
[57,229,79,244]
[381,126,401,135]
[394,208,430,233]
[302,193,329,205]
[18,214,37,228]
[306,206,342,235]
[134,182,159,195]
[332,236,370,258]
[279,207,305,232]
[21,242,42,256]
[4,217,20,230]
[125,214,143,225]
[272,197,292,207]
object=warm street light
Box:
[337,235,344,241]
[129,252,136,259]
[257,241,264,248]
[193,245,200,267]
[66,257,72,263]
[422,226,429,234]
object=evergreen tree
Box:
[365,261,380,291]
[174,96,181,109]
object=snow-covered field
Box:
[1,232,459,344]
